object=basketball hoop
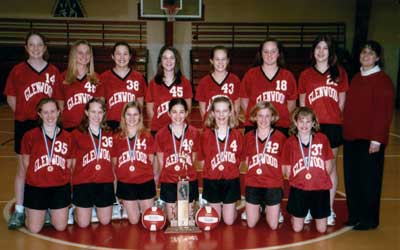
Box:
[164,4,179,22]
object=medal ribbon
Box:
[42,126,57,165]
[88,127,102,162]
[298,134,312,170]
[126,133,138,162]
[255,129,272,167]
[171,124,187,179]
[215,127,230,162]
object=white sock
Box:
[15,204,24,213]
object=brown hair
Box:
[78,98,109,133]
[36,97,61,127]
[25,31,49,61]
[154,46,182,85]
[289,107,320,136]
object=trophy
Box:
[165,155,201,233]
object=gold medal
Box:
[218,165,224,171]
[175,165,181,171]
[256,168,262,175]
[129,165,135,172]
[47,166,53,172]
[95,164,101,171]
[305,173,312,180]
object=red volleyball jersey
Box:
[53,72,103,129]
[195,72,240,110]
[4,61,61,121]
[298,66,348,124]
[240,67,297,128]
[145,76,193,131]
[243,129,286,188]
[281,132,333,191]
[111,131,155,184]
[155,125,200,183]
[198,128,243,180]
[100,69,147,122]
[21,127,72,187]
[70,129,114,185]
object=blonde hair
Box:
[249,101,279,126]
[205,96,238,129]
[64,40,98,85]
[289,107,320,136]
[118,101,144,138]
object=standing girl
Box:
[243,102,286,229]
[199,96,243,225]
[54,40,103,131]
[71,98,115,227]
[145,46,192,135]
[240,38,297,135]
[111,101,156,224]
[4,31,61,229]
[195,46,241,121]
[298,35,348,225]
[21,98,72,233]
[100,42,147,131]
[155,98,200,220]
[282,107,333,233]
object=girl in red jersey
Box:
[243,102,286,229]
[111,101,156,224]
[298,35,349,225]
[71,98,115,227]
[4,31,61,229]
[21,98,72,233]
[100,42,147,131]
[282,107,333,233]
[145,46,193,135]
[240,38,297,135]
[195,46,240,122]
[54,40,103,131]
[199,96,243,225]
[155,98,200,220]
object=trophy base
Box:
[164,226,202,234]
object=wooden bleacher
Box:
[0,18,148,103]
[191,22,347,90]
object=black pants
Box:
[343,139,385,227]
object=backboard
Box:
[138,0,203,20]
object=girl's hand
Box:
[369,141,380,154]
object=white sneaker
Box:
[327,210,336,226]
[279,211,284,223]
[111,203,122,220]
[241,211,247,220]
[91,207,99,223]
[121,205,128,219]
[304,210,312,224]
[199,194,208,207]
[67,206,75,225]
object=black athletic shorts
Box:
[320,123,343,148]
[14,120,37,154]
[116,180,156,201]
[72,183,116,208]
[24,183,71,210]
[245,186,283,206]
[160,180,199,203]
[202,178,241,204]
[286,186,330,219]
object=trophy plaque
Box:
[165,179,201,234]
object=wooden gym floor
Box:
[0,104,399,250]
